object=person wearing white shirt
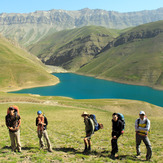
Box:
[135,111,152,161]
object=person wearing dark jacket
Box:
[36,111,52,152]
[5,106,21,152]
[110,113,123,159]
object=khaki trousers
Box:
[38,130,52,150]
[9,130,21,152]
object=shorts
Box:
[85,131,93,140]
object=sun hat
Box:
[139,111,145,115]
[81,111,89,117]
[37,111,42,115]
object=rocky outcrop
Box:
[103,28,163,51]
[43,34,110,70]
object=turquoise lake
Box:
[11,73,163,107]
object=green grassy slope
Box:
[28,26,119,71]
[0,36,59,92]
[0,92,163,162]
[78,21,163,89]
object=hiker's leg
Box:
[136,133,141,155]
[15,130,21,152]
[9,131,16,151]
[143,136,152,160]
[43,130,52,151]
[84,137,88,150]
[111,138,118,155]
[88,138,91,151]
[38,131,44,148]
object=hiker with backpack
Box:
[36,111,52,152]
[110,113,124,159]
[135,111,152,161]
[81,111,95,153]
[81,111,103,153]
[5,106,21,152]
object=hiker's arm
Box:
[116,121,123,137]
[17,118,21,128]
[5,116,9,128]
[13,118,21,131]
[44,117,48,126]
[135,119,139,131]
[36,118,39,126]
[5,116,12,130]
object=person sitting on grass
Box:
[36,111,52,152]
[81,111,94,153]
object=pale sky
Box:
[1,0,163,13]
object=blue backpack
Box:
[117,113,125,130]
[90,114,103,131]
[90,114,99,131]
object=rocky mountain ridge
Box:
[0,8,163,28]
[0,8,163,46]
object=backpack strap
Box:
[137,118,140,126]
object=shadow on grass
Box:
[54,147,80,153]
[53,147,140,161]
[22,146,38,150]
[1,146,38,152]
[53,147,110,156]
[117,155,141,161]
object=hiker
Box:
[36,111,52,152]
[135,111,152,161]
[5,106,21,152]
[110,113,123,159]
[81,111,95,153]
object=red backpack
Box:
[7,105,20,116]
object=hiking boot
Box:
[83,148,88,154]
[115,154,119,158]
[88,147,91,152]
[48,149,53,152]
[146,157,151,161]
[110,154,115,160]
[135,153,141,158]
[40,146,44,150]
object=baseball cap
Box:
[37,111,42,115]
[139,111,145,115]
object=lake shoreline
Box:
[6,71,163,93]
[75,72,163,91]
[6,72,163,107]
[3,78,60,93]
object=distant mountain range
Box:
[0,8,163,46]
